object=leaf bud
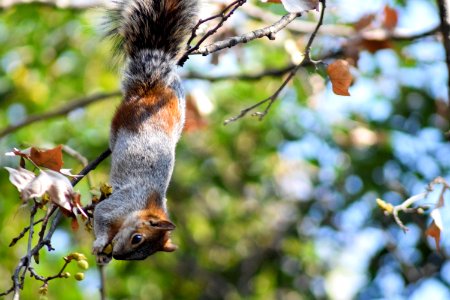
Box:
[74,272,85,281]
[72,252,87,261]
[77,260,89,270]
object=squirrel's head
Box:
[109,193,177,260]
[111,211,177,260]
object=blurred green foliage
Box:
[1,1,450,300]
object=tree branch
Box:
[242,4,439,41]
[0,92,121,139]
[99,265,106,300]
[224,0,327,124]
[0,0,109,10]
[191,12,301,56]
[178,0,247,66]
[1,148,111,298]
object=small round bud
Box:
[77,260,89,270]
[62,272,71,278]
[74,272,85,281]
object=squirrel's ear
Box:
[162,239,177,252]
[151,220,176,231]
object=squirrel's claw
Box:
[95,253,112,265]
[92,237,112,265]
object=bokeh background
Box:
[0,0,450,299]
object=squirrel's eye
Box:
[131,234,143,245]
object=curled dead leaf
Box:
[426,221,441,252]
[30,145,64,171]
[383,5,398,30]
[5,145,64,171]
[327,59,353,96]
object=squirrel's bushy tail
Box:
[109,0,197,59]
[108,0,198,94]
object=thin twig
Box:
[192,12,301,56]
[185,64,295,81]
[71,148,112,187]
[178,0,247,66]
[185,49,341,82]
[392,192,428,232]
[37,206,58,253]
[9,218,44,247]
[380,177,450,232]
[224,0,327,124]
[242,3,439,41]
[99,265,106,300]
[0,0,111,10]
[0,92,120,138]
[28,259,70,283]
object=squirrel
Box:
[92,0,198,265]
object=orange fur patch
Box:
[111,84,181,136]
[138,192,168,220]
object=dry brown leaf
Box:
[426,221,441,252]
[327,60,352,96]
[383,5,398,30]
[426,186,446,252]
[30,145,63,171]
[354,14,376,31]
[361,39,393,53]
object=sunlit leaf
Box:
[4,167,36,192]
[21,170,74,211]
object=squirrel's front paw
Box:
[92,237,112,265]
[92,237,108,255]
[96,253,112,265]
